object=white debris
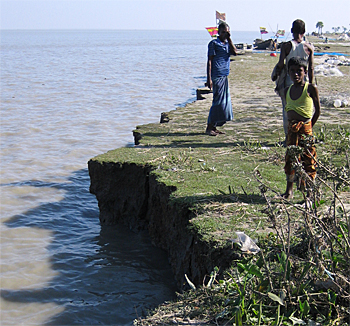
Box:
[333,99,342,107]
[315,64,343,76]
[314,54,350,76]
[325,59,341,65]
[231,231,260,254]
[321,95,350,108]
[338,33,350,41]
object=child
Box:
[282,56,320,199]
[271,19,314,144]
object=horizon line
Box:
[1,28,260,32]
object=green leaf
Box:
[258,301,262,326]
[286,260,291,280]
[278,252,287,272]
[256,256,264,268]
[235,307,243,326]
[276,304,280,325]
[237,263,248,273]
[248,264,263,279]
[298,262,311,282]
[299,300,310,316]
[313,199,325,209]
[280,251,287,264]
[268,292,285,306]
[304,300,310,316]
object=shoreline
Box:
[88,48,350,324]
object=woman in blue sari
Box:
[206,22,237,136]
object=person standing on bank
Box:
[282,56,320,199]
[271,19,314,143]
[206,22,237,136]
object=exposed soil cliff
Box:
[88,160,239,288]
[88,51,350,291]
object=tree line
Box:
[316,21,349,35]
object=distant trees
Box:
[317,23,349,36]
[332,26,341,34]
[316,21,324,35]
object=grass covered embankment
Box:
[90,46,350,325]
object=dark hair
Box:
[218,22,229,32]
[288,56,308,70]
[291,19,305,35]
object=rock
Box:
[196,87,212,100]
[133,129,142,145]
[160,112,171,123]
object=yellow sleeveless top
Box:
[285,82,313,119]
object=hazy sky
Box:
[1,0,349,32]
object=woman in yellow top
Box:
[282,56,321,199]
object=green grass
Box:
[92,53,349,248]
[91,52,350,325]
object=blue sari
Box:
[207,76,233,127]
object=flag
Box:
[216,11,226,21]
[260,27,268,34]
[277,29,285,36]
[206,27,218,37]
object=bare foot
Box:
[281,192,293,199]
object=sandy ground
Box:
[198,52,350,136]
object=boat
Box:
[253,38,276,50]
[253,27,285,50]
[234,43,253,55]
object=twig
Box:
[261,190,286,251]
[316,176,350,251]
[259,250,274,291]
[281,199,292,282]
[309,148,350,186]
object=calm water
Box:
[0,30,258,325]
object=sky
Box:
[1,0,349,33]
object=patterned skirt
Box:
[284,120,317,187]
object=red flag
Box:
[260,27,268,34]
[206,27,218,37]
[216,11,226,21]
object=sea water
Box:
[0,30,259,325]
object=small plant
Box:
[240,139,263,153]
